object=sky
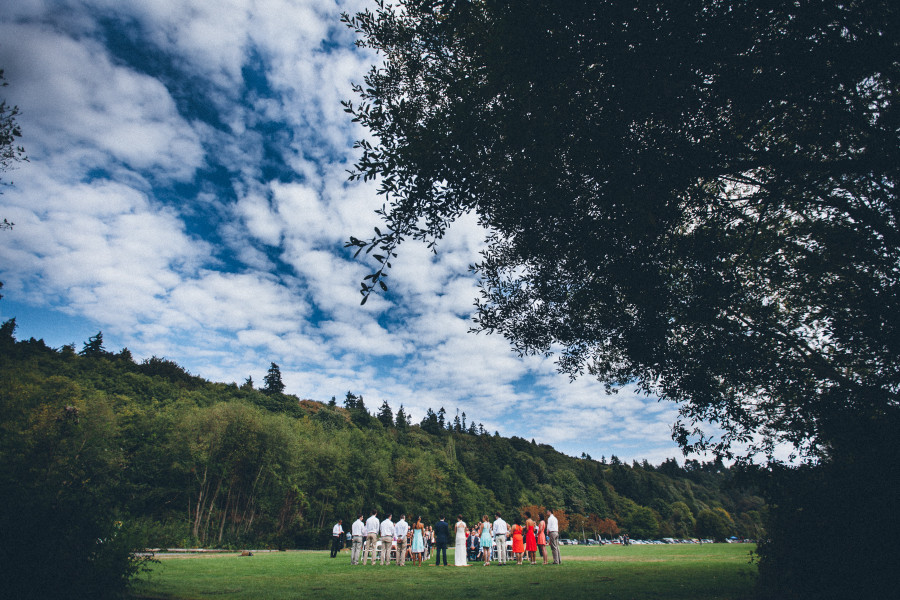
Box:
[0,0,691,465]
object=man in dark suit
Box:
[433,516,450,566]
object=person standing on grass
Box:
[479,515,493,565]
[379,514,395,565]
[524,511,538,564]
[330,519,344,558]
[453,515,467,566]
[434,516,450,566]
[350,514,365,565]
[411,516,425,566]
[537,513,548,565]
[492,512,508,565]
[364,510,380,565]
[395,514,409,566]
[547,508,561,564]
[510,518,525,565]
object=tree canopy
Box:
[263,362,286,395]
[2,68,27,230]
[1,69,27,187]
[342,0,900,462]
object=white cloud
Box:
[237,191,284,246]
[0,0,695,466]
[0,22,205,182]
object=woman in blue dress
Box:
[411,516,425,566]
[479,514,493,565]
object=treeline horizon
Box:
[1,319,764,555]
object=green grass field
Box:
[130,543,757,599]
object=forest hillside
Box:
[1,319,765,552]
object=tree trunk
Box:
[217,485,232,543]
[192,465,209,540]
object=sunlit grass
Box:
[131,543,756,599]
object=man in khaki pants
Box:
[364,510,380,565]
[394,514,409,565]
[379,514,395,565]
[350,514,365,565]
[547,508,561,564]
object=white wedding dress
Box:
[454,521,467,566]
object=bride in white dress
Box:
[454,515,467,566]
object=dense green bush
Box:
[0,358,150,598]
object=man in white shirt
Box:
[394,514,409,566]
[364,510,380,565]
[492,512,508,565]
[547,508,561,564]
[330,519,344,558]
[350,514,365,565]
[379,514,395,565]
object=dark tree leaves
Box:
[343,0,900,461]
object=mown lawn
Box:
[131,543,757,600]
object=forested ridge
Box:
[1,319,763,559]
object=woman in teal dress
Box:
[479,514,493,565]
[411,516,425,566]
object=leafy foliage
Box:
[1,68,27,192]
[342,0,900,464]
[341,5,900,591]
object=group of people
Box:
[333,509,562,567]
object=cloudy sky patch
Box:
[1,0,697,464]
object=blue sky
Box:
[1,0,689,464]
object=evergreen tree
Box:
[328,396,337,407]
[377,400,393,427]
[343,391,358,410]
[421,408,440,435]
[262,362,285,395]
[437,407,446,429]
[80,331,106,357]
[395,405,409,429]
[241,376,254,390]
[0,316,16,343]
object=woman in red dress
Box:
[510,518,525,564]
[524,511,538,564]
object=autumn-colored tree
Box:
[587,514,620,540]
[587,513,603,538]
[568,513,589,540]
[518,504,546,523]
[600,518,620,539]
